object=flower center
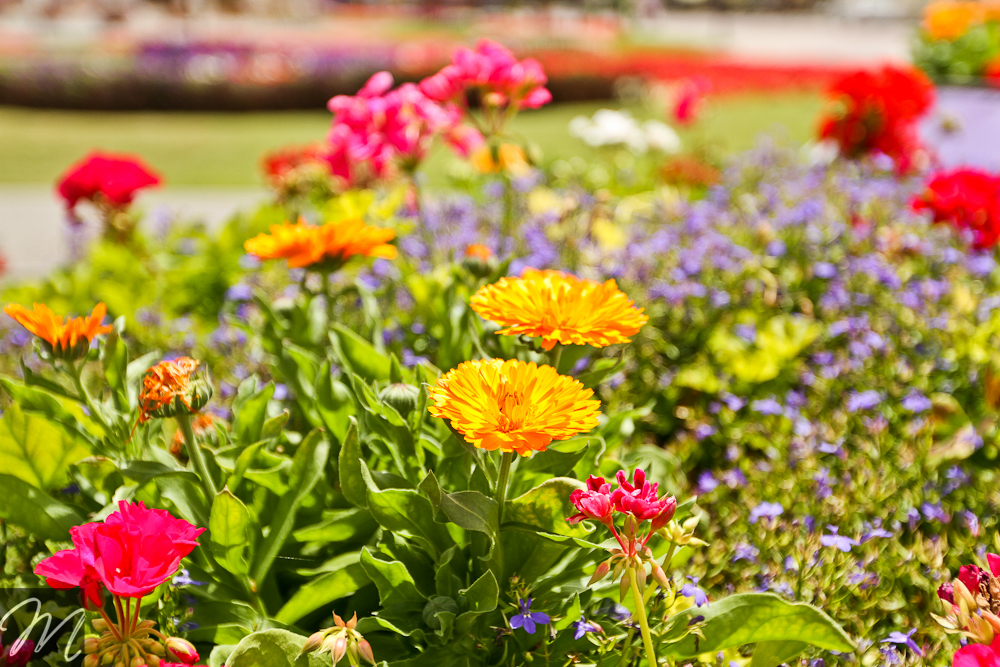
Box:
[495,389,534,432]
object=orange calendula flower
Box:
[4,302,112,360]
[465,244,493,261]
[428,358,600,457]
[137,357,212,424]
[470,268,648,351]
[244,218,397,270]
[923,0,985,40]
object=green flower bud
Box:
[380,383,420,417]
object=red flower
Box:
[261,143,335,186]
[955,637,1000,667]
[672,76,711,126]
[56,152,161,213]
[1,635,34,667]
[34,501,203,601]
[913,168,1000,249]
[568,475,615,525]
[818,66,933,173]
[612,469,677,530]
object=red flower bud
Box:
[165,637,199,665]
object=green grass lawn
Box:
[0,91,822,187]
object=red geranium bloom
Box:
[568,475,615,525]
[955,637,1000,667]
[611,469,677,530]
[56,152,161,213]
[913,168,1000,249]
[818,66,934,173]
[261,143,335,186]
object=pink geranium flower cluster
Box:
[35,500,204,602]
[569,469,677,553]
[326,71,483,188]
[420,39,552,113]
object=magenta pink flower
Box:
[954,638,1000,667]
[568,475,615,525]
[326,71,483,188]
[419,39,552,112]
[34,501,203,601]
[612,469,677,530]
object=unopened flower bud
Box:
[92,619,109,633]
[330,636,348,665]
[137,620,156,631]
[379,383,420,416]
[300,631,326,656]
[147,642,165,657]
[84,656,100,667]
[651,562,670,590]
[955,579,977,614]
[983,610,1000,635]
[682,516,699,532]
[356,639,375,665]
[101,650,117,666]
[589,560,611,586]
[130,656,146,667]
[85,637,100,654]
[620,571,631,602]
[165,637,199,665]
[461,244,497,279]
[145,656,160,667]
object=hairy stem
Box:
[176,410,218,499]
[495,451,515,526]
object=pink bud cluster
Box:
[568,469,677,554]
[326,71,484,188]
[419,39,552,112]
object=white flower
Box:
[643,120,681,154]
[804,139,839,167]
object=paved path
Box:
[0,186,267,278]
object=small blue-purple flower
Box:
[510,598,550,635]
[571,616,600,640]
[748,501,784,524]
[882,629,923,657]
[680,577,709,607]
[820,526,857,552]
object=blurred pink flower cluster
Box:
[420,39,552,112]
[326,71,483,188]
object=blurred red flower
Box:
[913,167,1000,249]
[56,152,161,214]
[818,66,934,173]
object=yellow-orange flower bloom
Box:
[465,244,493,261]
[470,268,648,351]
[923,0,985,40]
[428,358,600,457]
[4,302,112,359]
[244,218,397,269]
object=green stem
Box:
[630,567,658,667]
[549,346,563,373]
[495,451,515,526]
[617,626,637,667]
[501,172,515,241]
[70,362,113,439]
[176,411,218,499]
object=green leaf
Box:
[226,629,329,667]
[360,462,454,559]
[1,380,98,448]
[251,430,329,583]
[0,403,91,489]
[293,508,377,544]
[210,487,253,577]
[505,477,588,537]
[315,365,354,444]
[232,381,274,445]
[0,473,84,540]
[439,491,498,556]
[750,640,809,667]
[261,411,289,441]
[101,324,130,412]
[360,547,426,606]
[330,324,391,381]
[208,645,238,667]
[663,593,854,660]
[455,570,499,635]
[337,418,366,508]
[275,558,368,625]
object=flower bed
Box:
[1,49,999,667]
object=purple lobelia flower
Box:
[748,501,784,524]
[820,526,857,552]
[570,616,601,640]
[846,390,882,412]
[882,629,923,656]
[680,577,709,607]
[510,598,549,635]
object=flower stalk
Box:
[176,410,218,499]
[629,565,658,666]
